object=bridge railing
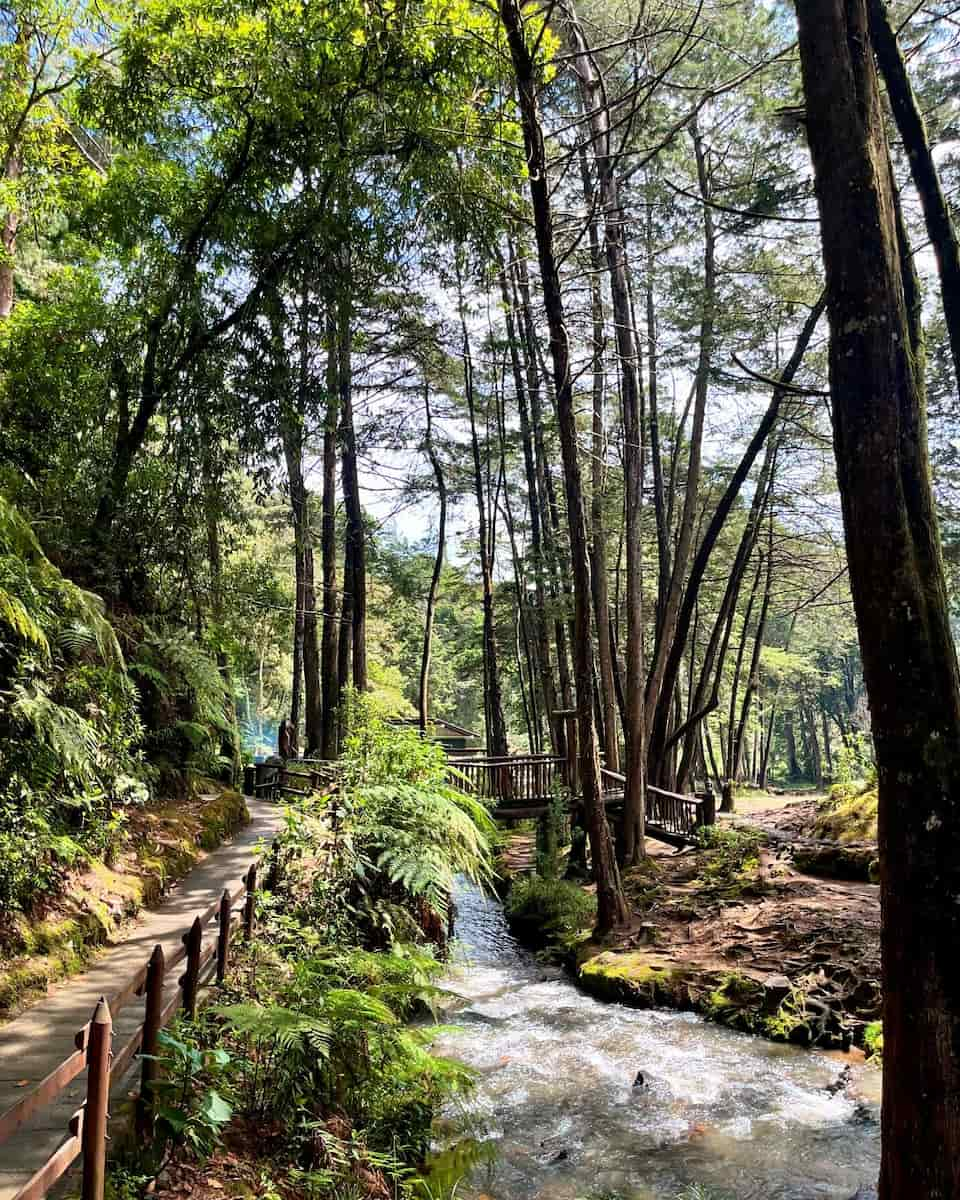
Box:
[647,784,714,838]
[448,754,566,805]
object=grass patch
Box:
[864,1019,883,1063]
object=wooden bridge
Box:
[449,753,715,848]
[244,752,714,849]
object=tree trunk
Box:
[648,298,824,784]
[296,278,321,754]
[867,0,960,388]
[419,386,447,732]
[645,118,715,733]
[798,10,960,1191]
[726,554,765,787]
[732,526,774,786]
[565,15,643,859]
[458,253,509,756]
[338,290,366,692]
[500,0,626,932]
[199,415,241,781]
[575,144,620,774]
[501,254,561,755]
[320,315,340,758]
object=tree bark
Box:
[500,0,626,932]
[457,253,509,756]
[419,386,447,733]
[320,315,340,758]
[867,0,960,389]
[575,144,620,774]
[565,14,643,858]
[500,256,558,753]
[645,118,715,734]
[338,289,366,692]
[798,8,960,1193]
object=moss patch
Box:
[0,787,248,1019]
[813,784,878,844]
[574,949,851,1049]
[576,949,692,1008]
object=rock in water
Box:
[633,1070,646,1089]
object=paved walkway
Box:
[0,796,282,1199]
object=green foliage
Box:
[864,1020,884,1062]
[0,495,148,907]
[505,875,596,950]
[131,626,235,786]
[274,695,494,942]
[147,1027,234,1161]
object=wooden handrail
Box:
[647,783,705,806]
[0,840,272,1200]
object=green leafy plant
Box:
[505,875,596,951]
[147,1027,233,1160]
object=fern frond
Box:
[0,590,49,653]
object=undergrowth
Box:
[505,875,596,954]
[108,701,493,1200]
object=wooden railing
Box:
[0,859,265,1200]
[647,784,715,839]
[247,759,340,801]
[449,754,566,807]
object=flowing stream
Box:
[429,882,880,1200]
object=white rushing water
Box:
[429,881,880,1200]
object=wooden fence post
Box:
[136,945,164,1139]
[702,787,717,827]
[180,917,203,1019]
[81,997,112,1200]
[216,889,231,984]
[243,864,257,940]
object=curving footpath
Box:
[0,796,282,1200]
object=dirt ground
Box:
[503,793,882,1047]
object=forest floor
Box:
[505,791,882,1050]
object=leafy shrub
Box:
[274,699,493,949]
[147,1026,233,1162]
[505,875,596,949]
[131,626,237,789]
[0,495,150,907]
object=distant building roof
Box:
[388,716,481,740]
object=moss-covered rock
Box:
[813,784,878,843]
[576,949,692,1009]
[793,842,878,882]
[573,949,851,1049]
